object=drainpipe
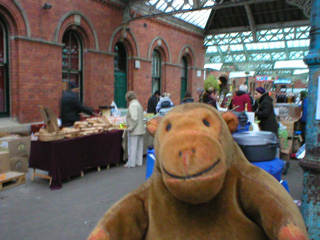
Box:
[300,0,320,239]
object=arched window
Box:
[114,43,127,108]
[62,31,83,102]
[181,57,188,101]
[152,50,161,94]
[114,43,126,71]
[0,19,8,116]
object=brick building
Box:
[0,0,205,123]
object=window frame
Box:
[0,19,9,117]
[62,30,83,103]
[152,50,161,94]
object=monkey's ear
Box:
[221,112,239,133]
[146,117,162,137]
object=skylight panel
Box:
[207,46,217,53]
[145,0,214,29]
[294,69,309,75]
[230,44,243,51]
[274,60,307,69]
[204,63,223,70]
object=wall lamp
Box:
[42,3,52,10]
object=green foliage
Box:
[204,75,220,92]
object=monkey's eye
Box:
[203,119,210,127]
[166,123,172,131]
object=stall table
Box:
[29,130,123,189]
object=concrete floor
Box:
[0,158,303,240]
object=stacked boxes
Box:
[0,152,10,174]
[275,104,302,161]
[0,133,31,173]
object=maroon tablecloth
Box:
[29,130,124,189]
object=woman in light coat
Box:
[125,91,146,168]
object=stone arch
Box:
[54,11,98,50]
[109,26,139,57]
[0,0,30,36]
[147,37,171,63]
[178,44,196,67]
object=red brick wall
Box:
[12,39,62,122]
[0,0,205,123]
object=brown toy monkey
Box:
[88,103,308,240]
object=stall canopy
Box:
[108,0,311,81]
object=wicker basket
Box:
[39,132,65,142]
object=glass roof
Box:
[146,0,214,28]
[205,26,310,79]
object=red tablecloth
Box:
[29,130,123,189]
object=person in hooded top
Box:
[156,92,175,116]
[228,84,252,112]
[254,87,279,137]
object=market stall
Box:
[29,130,123,189]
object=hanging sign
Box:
[316,76,320,120]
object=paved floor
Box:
[0,159,303,240]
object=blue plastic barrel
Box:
[280,180,290,193]
[251,158,285,181]
[146,146,155,180]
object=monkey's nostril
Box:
[192,148,196,153]
[179,151,182,157]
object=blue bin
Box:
[280,180,290,193]
[146,146,155,180]
[251,158,285,181]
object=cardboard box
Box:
[292,136,302,153]
[10,156,29,173]
[280,139,293,161]
[0,136,31,157]
[275,103,302,121]
[0,152,10,174]
[281,120,299,138]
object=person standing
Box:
[202,87,217,109]
[181,91,194,104]
[254,87,279,137]
[156,92,174,116]
[197,87,204,103]
[229,84,252,112]
[60,83,96,127]
[147,90,160,114]
[299,90,308,144]
[125,91,145,168]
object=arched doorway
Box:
[180,56,188,101]
[152,50,161,94]
[114,42,127,108]
[62,30,83,102]
[0,18,9,117]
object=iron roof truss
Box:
[119,0,311,80]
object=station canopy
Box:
[115,0,311,82]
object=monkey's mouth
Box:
[162,159,221,180]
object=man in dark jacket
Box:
[147,90,160,114]
[254,87,278,137]
[60,84,96,127]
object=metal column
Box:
[300,0,320,239]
